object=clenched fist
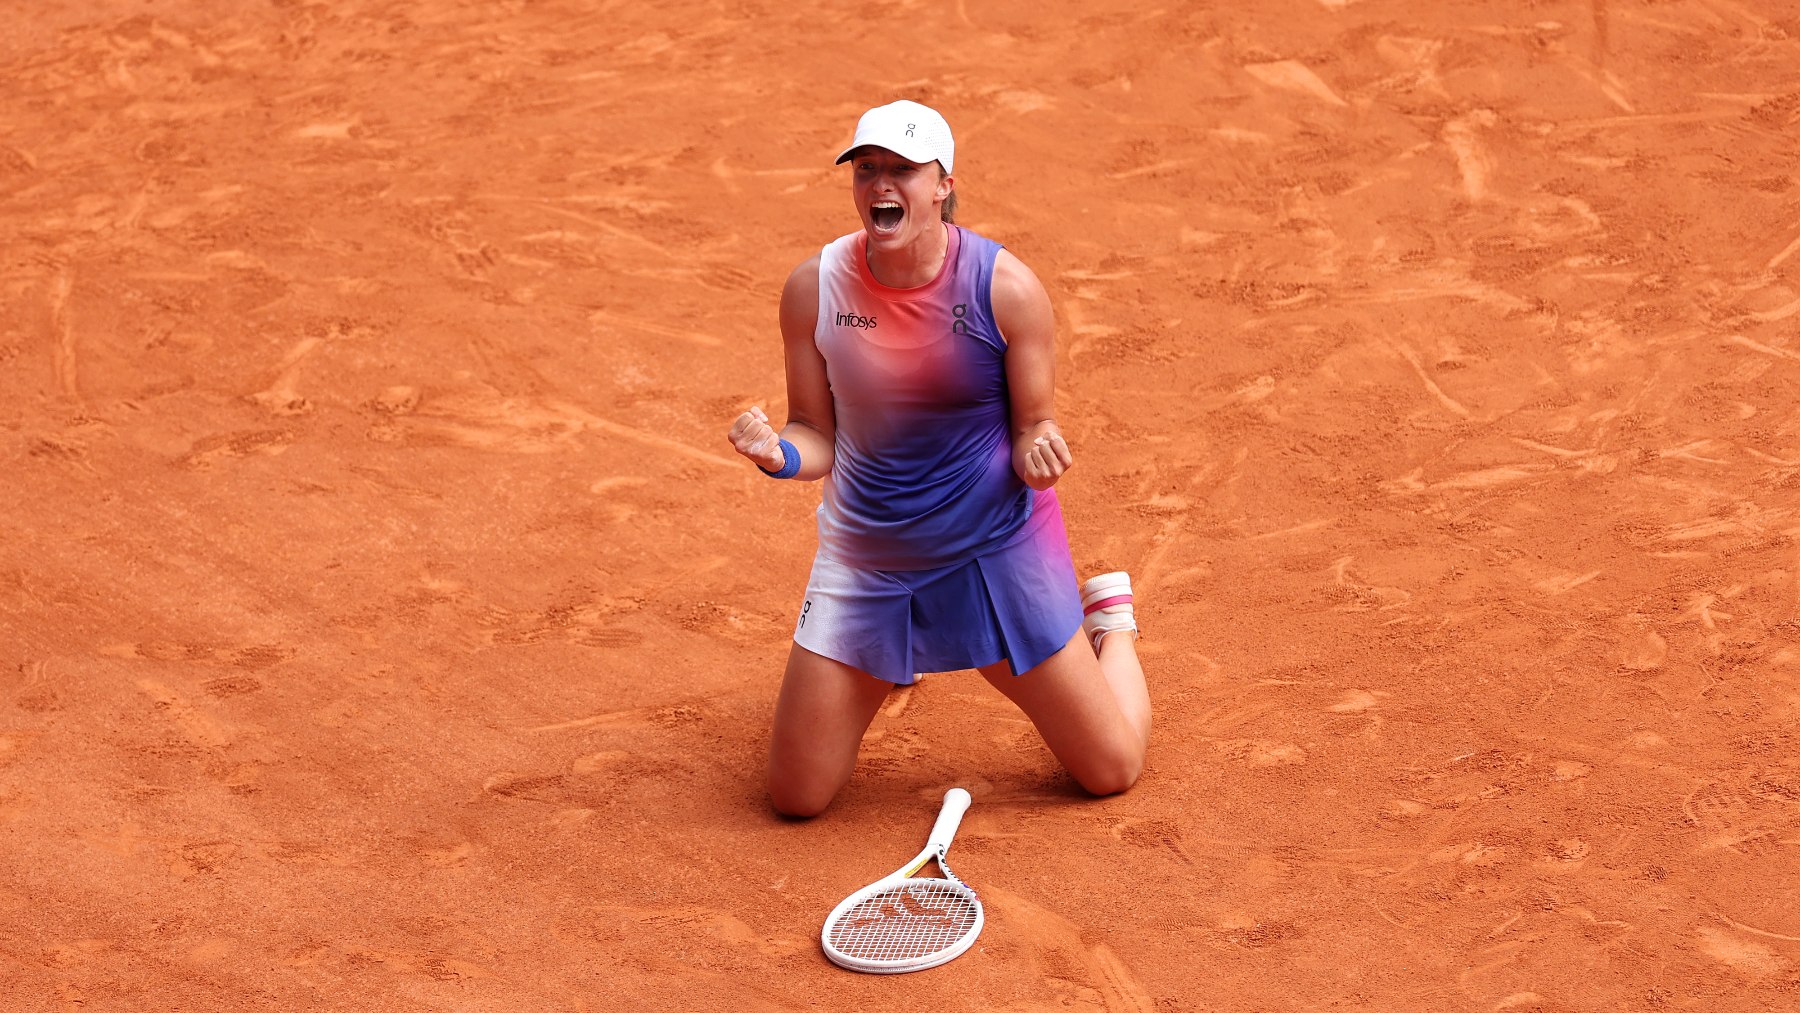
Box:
[728,406,786,472]
[1021,431,1073,490]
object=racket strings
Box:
[827,879,981,963]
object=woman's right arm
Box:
[725,256,836,480]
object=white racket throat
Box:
[822,788,985,974]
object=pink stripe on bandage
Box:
[1083,594,1133,615]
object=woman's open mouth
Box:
[870,200,904,235]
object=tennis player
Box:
[727,100,1150,817]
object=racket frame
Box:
[820,787,985,974]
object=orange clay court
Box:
[4,1,1799,1009]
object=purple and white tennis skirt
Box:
[792,490,1084,685]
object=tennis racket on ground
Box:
[821,787,985,974]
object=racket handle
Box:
[926,787,972,853]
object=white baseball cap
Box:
[834,100,955,174]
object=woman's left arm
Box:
[993,250,1073,491]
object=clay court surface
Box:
[6,0,1800,1009]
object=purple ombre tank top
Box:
[812,224,1031,571]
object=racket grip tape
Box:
[926,787,972,853]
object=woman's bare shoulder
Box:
[782,254,822,297]
[990,248,1049,320]
[779,254,822,336]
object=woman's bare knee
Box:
[764,646,890,817]
[981,641,1148,797]
[767,770,844,817]
[766,736,853,816]
[1070,746,1144,796]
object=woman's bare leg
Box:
[978,630,1150,795]
[766,643,894,817]
[1096,631,1150,752]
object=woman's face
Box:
[848,146,952,253]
